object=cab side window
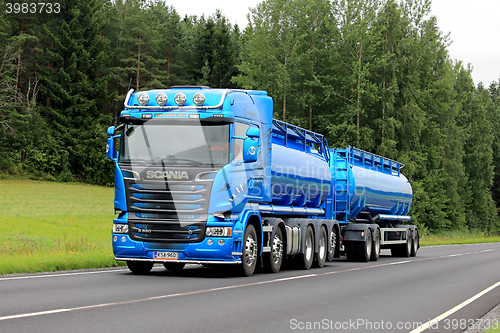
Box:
[233,122,250,162]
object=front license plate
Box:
[153,251,178,260]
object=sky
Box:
[172,0,500,87]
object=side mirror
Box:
[106,137,116,161]
[246,127,260,138]
[107,126,116,136]
[243,138,258,163]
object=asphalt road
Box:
[1,243,499,333]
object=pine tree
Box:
[37,0,112,183]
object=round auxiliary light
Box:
[156,92,168,106]
[137,93,150,106]
[193,92,205,106]
[174,92,187,106]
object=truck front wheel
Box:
[240,224,258,276]
[126,261,154,274]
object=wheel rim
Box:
[366,231,372,258]
[329,230,336,256]
[305,233,313,261]
[407,232,412,253]
[375,232,380,254]
[244,234,257,267]
[318,233,326,260]
[272,234,283,264]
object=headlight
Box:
[113,224,129,234]
[193,92,205,106]
[205,227,232,237]
[137,93,149,106]
[174,92,187,106]
[156,92,168,106]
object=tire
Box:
[410,229,419,257]
[298,225,314,270]
[314,227,328,268]
[357,228,372,262]
[265,227,284,273]
[370,229,380,261]
[163,262,186,271]
[240,224,258,276]
[126,261,154,274]
[327,228,336,262]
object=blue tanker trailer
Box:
[106,87,418,276]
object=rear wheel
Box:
[410,229,419,257]
[298,225,314,270]
[370,229,380,261]
[240,224,258,276]
[126,261,154,274]
[163,262,185,271]
[358,228,372,262]
[314,227,328,268]
[327,228,336,262]
[265,227,284,273]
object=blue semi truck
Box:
[106,86,418,276]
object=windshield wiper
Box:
[161,155,203,166]
[121,158,160,165]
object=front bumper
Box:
[112,233,243,264]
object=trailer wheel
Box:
[327,228,336,262]
[240,224,258,276]
[126,261,154,274]
[265,227,284,273]
[298,225,314,270]
[370,229,380,261]
[359,228,372,262]
[410,229,419,257]
[163,262,186,271]
[314,227,328,268]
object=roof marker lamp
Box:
[137,93,150,106]
[174,93,187,106]
[156,93,168,106]
[193,92,205,106]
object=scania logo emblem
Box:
[145,170,189,180]
[188,230,193,235]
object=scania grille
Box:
[125,181,211,222]
[121,168,215,243]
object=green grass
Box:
[487,325,500,333]
[0,179,123,275]
[420,229,500,246]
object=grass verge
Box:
[420,229,500,246]
[0,179,123,275]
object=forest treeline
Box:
[0,0,499,234]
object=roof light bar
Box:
[123,89,230,110]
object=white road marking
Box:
[0,267,159,281]
[409,280,500,333]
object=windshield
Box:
[119,121,230,166]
